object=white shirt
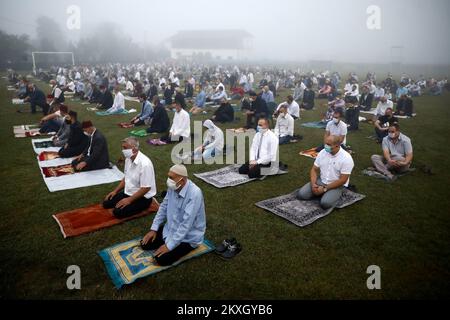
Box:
[314,148,354,187]
[375,100,394,116]
[52,86,62,99]
[250,130,279,164]
[124,151,157,199]
[126,81,134,92]
[274,113,294,138]
[59,75,66,86]
[107,91,126,113]
[170,109,191,138]
[374,87,385,98]
[326,120,348,145]
[276,101,300,118]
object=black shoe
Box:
[221,242,242,259]
[215,238,236,254]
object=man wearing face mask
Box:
[245,91,269,129]
[103,137,157,218]
[324,111,347,147]
[162,101,190,143]
[71,120,110,172]
[370,123,413,181]
[239,118,279,178]
[274,106,295,145]
[297,135,354,209]
[58,111,89,158]
[140,164,206,266]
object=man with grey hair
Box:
[141,164,206,266]
[103,136,156,218]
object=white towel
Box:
[31,138,60,154]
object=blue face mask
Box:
[324,144,333,153]
[256,125,263,132]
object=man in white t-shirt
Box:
[165,101,190,143]
[325,110,347,146]
[103,137,156,218]
[297,135,354,209]
[375,96,394,117]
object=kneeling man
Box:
[141,164,206,266]
[103,137,157,218]
[297,135,354,209]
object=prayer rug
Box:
[193,164,287,189]
[53,199,160,238]
[130,129,149,137]
[38,151,60,161]
[98,238,215,289]
[40,165,124,192]
[226,128,256,134]
[96,109,129,116]
[42,164,75,178]
[146,138,167,146]
[255,189,366,227]
[118,122,135,129]
[12,98,25,105]
[299,147,319,159]
[300,121,327,129]
[32,138,60,154]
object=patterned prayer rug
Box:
[38,151,60,161]
[255,189,366,227]
[193,164,288,189]
[34,140,54,149]
[53,199,160,238]
[42,164,75,178]
[299,147,319,159]
[99,238,215,289]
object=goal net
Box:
[32,51,75,75]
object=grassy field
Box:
[0,74,449,299]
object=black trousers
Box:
[375,127,388,141]
[246,112,267,128]
[31,102,49,115]
[141,227,195,266]
[71,157,109,172]
[103,191,152,218]
[238,162,271,179]
[58,144,86,158]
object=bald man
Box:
[297,135,354,209]
[141,165,206,266]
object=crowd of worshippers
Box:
[8,64,447,264]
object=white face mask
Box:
[333,118,340,124]
[166,177,181,190]
[389,133,397,139]
[122,149,134,158]
[83,131,90,137]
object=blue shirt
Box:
[150,180,206,250]
[261,91,274,103]
[396,87,408,98]
[195,90,206,108]
[138,100,153,121]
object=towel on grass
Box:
[255,188,366,227]
[146,138,167,146]
[96,109,129,116]
[98,238,214,289]
[53,199,160,238]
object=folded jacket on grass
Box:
[53,199,160,238]
[98,237,214,289]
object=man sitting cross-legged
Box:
[140,164,206,266]
[370,123,413,181]
[103,137,156,218]
[297,135,354,209]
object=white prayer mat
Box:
[194,164,287,189]
[31,138,60,154]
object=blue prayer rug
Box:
[99,238,215,289]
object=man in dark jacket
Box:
[71,120,110,171]
[58,111,89,158]
[23,83,49,114]
[97,85,113,110]
[245,91,269,129]
[212,98,234,123]
[146,97,170,134]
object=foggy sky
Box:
[1,0,449,64]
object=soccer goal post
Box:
[32,51,75,75]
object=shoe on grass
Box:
[215,238,237,254]
[221,242,242,259]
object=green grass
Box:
[0,75,449,299]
